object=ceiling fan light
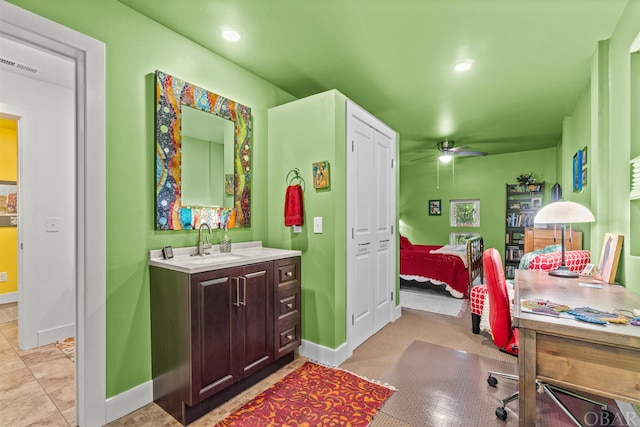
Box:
[439,153,453,163]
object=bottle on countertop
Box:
[220,225,231,253]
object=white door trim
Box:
[0,2,107,426]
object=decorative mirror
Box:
[155,70,252,230]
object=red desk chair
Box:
[482,248,614,425]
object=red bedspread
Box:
[400,245,469,297]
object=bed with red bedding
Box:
[400,235,484,298]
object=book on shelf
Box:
[506,212,536,228]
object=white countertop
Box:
[149,241,301,274]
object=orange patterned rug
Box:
[55,337,75,362]
[214,361,395,426]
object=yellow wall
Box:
[0,118,18,295]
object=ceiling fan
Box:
[412,140,488,163]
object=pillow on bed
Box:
[400,235,413,249]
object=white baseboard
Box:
[393,303,402,320]
[105,380,153,424]
[38,323,75,346]
[299,340,351,367]
[0,292,17,304]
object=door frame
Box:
[0,1,107,425]
[345,99,397,354]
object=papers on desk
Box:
[579,282,603,289]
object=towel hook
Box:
[286,168,306,191]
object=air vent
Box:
[0,56,39,74]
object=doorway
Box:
[0,2,106,425]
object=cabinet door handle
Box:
[233,277,241,307]
[241,276,247,306]
[286,303,294,309]
[286,334,294,340]
[285,271,293,277]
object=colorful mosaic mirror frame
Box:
[155,70,252,230]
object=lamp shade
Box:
[534,200,595,224]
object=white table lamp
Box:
[533,200,595,278]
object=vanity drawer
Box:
[275,257,300,291]
[275,317,300,359]
[277,286,300,321]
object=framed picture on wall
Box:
[428,199,441,216]
[573,150,583,192]
[0,180,17,227]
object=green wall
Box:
[399,148,557,259]
[267,90,348,349]
[561,0,640,291]
[7,0,295,398]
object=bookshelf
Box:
[505,182,544,278]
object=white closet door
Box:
[346,100,396,351]
[372,129,393,332]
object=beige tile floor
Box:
[0,302,76,427]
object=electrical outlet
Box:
[0,272,7,282]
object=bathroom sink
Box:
[183,252,246,265]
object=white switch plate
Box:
[46,217,60,232]
[0,272,7,282]
[313,217,323,234]
[293,225,302,233]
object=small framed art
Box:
[428,199,441,216]
[573,150,583,192]
[312,161,329,189]
[531,197,542,209]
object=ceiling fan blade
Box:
[449,145,470,152]
[453,151,488,157]
[410,154,436,162]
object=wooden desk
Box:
[515,270,640,426]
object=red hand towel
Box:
[284,184,304,226]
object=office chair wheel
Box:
[495,406,507,420]
[487,375,498,387]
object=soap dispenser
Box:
[220,226,231,253]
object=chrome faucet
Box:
[197,223,212,255]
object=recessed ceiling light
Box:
[221,27,241,42]
[454,60,472,72]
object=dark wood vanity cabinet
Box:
[150,256,301,425]
[190,262,274,403]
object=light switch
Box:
[0,272,6,282]
[314,217,323,234]
[46,217,60,232]
[293,225,303,233]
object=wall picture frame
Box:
[573,149,583,192]
[597,233,623,283]
[0,180,17,227]
[428,199,441,216]
[531,197,542,209]
[312,160,329,189]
